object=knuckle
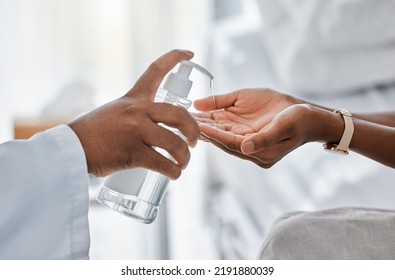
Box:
[170,142,190,166]
[148,61,164,74]
[170,104,187,115]
[159,160,180,179]
[122,100,143,115]
[158,157,174,172]
[125,118,143,135]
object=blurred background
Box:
[1,0,395,259]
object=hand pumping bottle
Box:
[96,60,213,224]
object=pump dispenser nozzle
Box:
[163,60,214,98]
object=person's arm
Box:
[352,112,395,127]
[299,98,395,127]
[333,111,395,168]
[0,125,90,259]
[290,105,395,169]
[0,49,200,259]
[194,88,395,169]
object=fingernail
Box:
[188,140,197,148]
[241,141,255,154]
[184,50,194,56]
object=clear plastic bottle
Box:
[97,60,213,223]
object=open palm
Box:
[194,88,300,135]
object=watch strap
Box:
[323,109,354,154]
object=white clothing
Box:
[258,207,395,259]
[0,125,90,259]
[256,0,395,94]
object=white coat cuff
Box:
[44,124,90,259]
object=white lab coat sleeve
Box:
[0,124,90,259]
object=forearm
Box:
[350,118,395,168]
[304,97,395,127]
[0,125,90,259]
[353,112,395,127]
[310,106,395,168]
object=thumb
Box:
[128,49,194,100]
[241,134,270,155]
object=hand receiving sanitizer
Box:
[97,60,214,224]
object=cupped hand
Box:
[69,49,200,178]
[194,89,320,168]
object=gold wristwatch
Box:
[323,109,354,155]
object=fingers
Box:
[194,91,239,111]
[199,125,269,167]
[130,49,194,100]
[199,123,244,152]
[149,103,200,147]
[143,123,191,170]
[241,122,291,154]
[201,132,248,159]
[137,145,183,179]
[241,129,276,155]
[192,113,217,124]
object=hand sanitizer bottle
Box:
[97,60,213,224]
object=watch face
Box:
[322,143,349,155]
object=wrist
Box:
[308,106,345,144]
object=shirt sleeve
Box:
[0,125,90,259]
